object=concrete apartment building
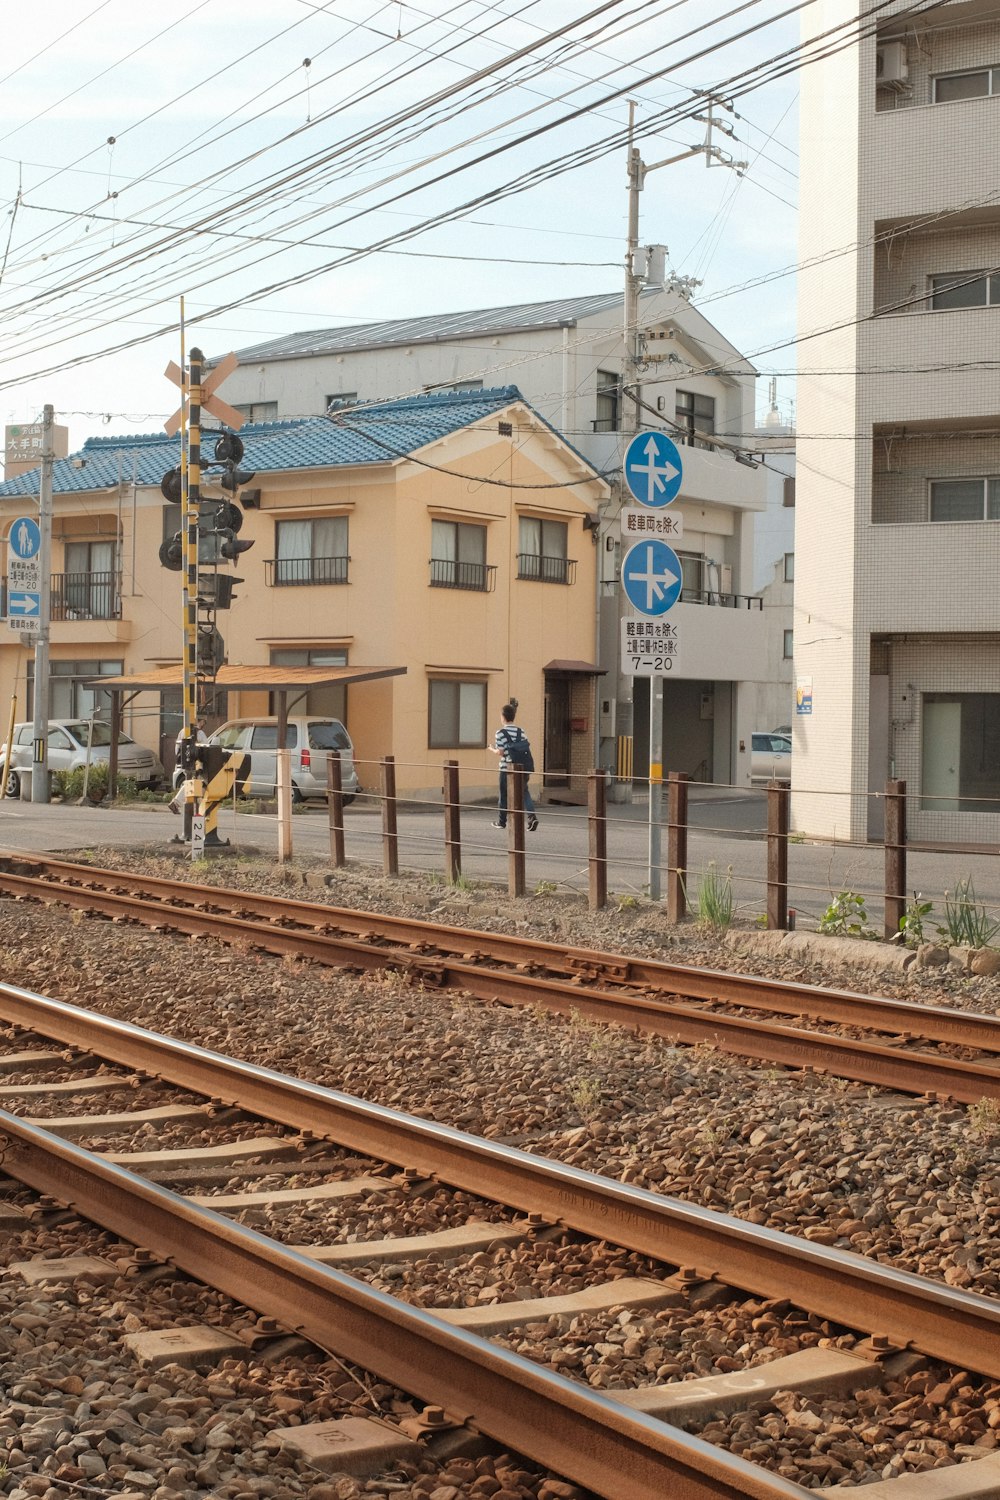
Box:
[221,290,785,788]
[0,389,605,801]
[796,0,1000,841]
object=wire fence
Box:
[235,755,1000,942]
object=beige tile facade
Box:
[797,0,1000,840]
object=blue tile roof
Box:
[0,385,602,498]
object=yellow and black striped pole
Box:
[179,348,204,837]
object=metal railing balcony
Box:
[680,588,762,610]
[516,553,577,585]
[50,571,121,620]
[429,558,497,592]
[265,556,350,587]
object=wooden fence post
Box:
[666,771,689,922]
[588,768,608,911]
[380,755,398,877]
[327,752,345,868]
[443,760,461,884]
[884,778,907,941]
[507,766,526,898]
[766,781,789,930]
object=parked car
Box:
[0,719,165,797]
[173,716,360,803]
[751,731,792,784]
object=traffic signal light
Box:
[159,532,183,571]
[214,432,256,495]
[198,573,242,609]
[196,624,225,678]
[161,467,182,503]
[219,532,254,561]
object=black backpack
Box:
[502,727,534,773]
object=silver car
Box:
[751,731,792,784]
[0,719,165,796]
[174,716,360,803]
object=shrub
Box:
[819,890,873,938]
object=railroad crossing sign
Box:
[621,538,683,617]
[163,351,245,437]
[6,516,41,635]
[623,430,683,508]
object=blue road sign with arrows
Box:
[621,539,683,617]
[623,430,683,507]
[8,591,39,617]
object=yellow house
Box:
[0,388,609,801]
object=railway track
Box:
[2,851,1000,1106]
[2,983,1000,1497]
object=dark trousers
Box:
[498,769,534,822]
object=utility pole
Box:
[620,101,745,899]
[30,404,53,804]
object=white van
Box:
[175,717,360,803]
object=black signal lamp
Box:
[161,467,182,503]
[214,433,245,464]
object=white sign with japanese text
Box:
[621,618,681,675]
[4,424,44,465]
[621,507,683,541]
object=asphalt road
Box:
[2,788,1000,936]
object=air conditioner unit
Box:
[876,41,908,85]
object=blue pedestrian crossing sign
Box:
[621,538,683,617]
[9,516,40,559]
[623,430,683,507]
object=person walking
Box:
[490,701,538,831]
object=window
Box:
[430,520,492,591]
[675,390,715,449]
[59,540,117,620]
[594,370,620,432]
[326,392,358,411]
[933,69,998,103]
[270,647,348,720]
[270,517,349,585]
[922,693,1000,811]
[232,401,278,422]
[677,551,706,601]
[783,629,794,659]
[518,517,572,584]
[930,272,1000,310]
[784,552,795,582]
[26,659,122,720]
[428,679,486,748]
[929,479,1000,522]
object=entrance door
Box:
[543,677,570,786]
[921,699,961,811]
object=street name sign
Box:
[623,430,683,507]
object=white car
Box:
[1,719,165,797]
[751,731,792,784]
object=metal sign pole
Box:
[30,404,54,804]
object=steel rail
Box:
[2,980,1000,1381]
[4,852,1000,1053]
[0,861,998,1103]
[0,1111,807,1500]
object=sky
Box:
[0,0,802,453]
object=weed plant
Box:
[938,877,1000,949]
[696,862,734,930]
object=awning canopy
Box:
[89,665,407,693]
[543,659,605,675]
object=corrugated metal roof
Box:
[0,385,594,499]
[222,292,628,364]
[92,664,406,691]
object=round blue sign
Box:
[623,430,684,507]
[9,516,40,560]
[621,538,683,617]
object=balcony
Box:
[429,558,497,592]
[516,553,577,585]
[265,556,350,587]
[680,588,762,610]
[51,571,120,620]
